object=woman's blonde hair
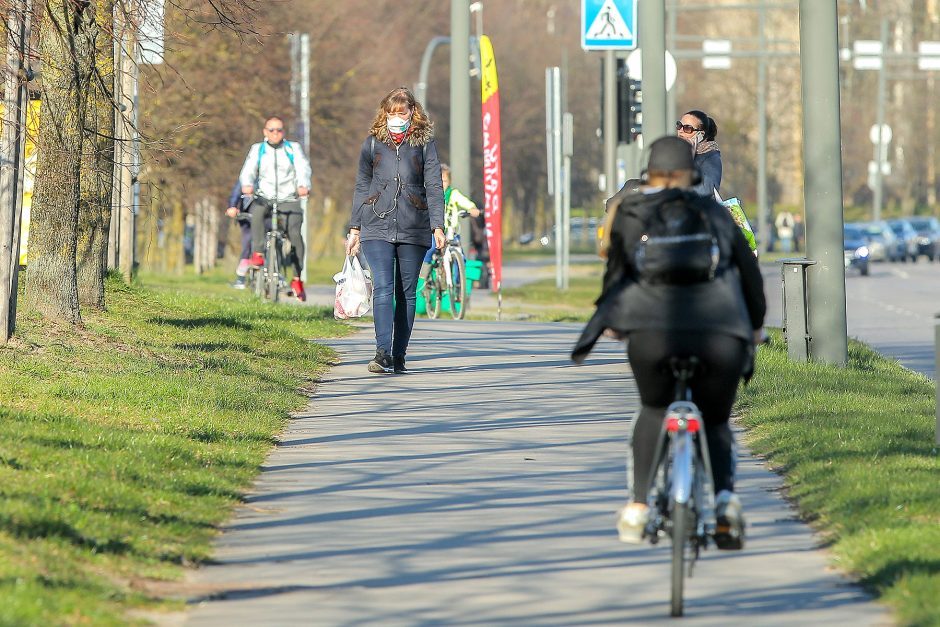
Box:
[369,87,433,137]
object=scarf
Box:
[695,140,719,155]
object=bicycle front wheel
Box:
[670,500,690,617]
[427,268,442,319]
[266,241,280,303]
[252,265,264,298]
[447,249,466,320]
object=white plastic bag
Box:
[333,256,372,319]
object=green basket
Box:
[465,259,483,281]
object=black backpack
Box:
[634,194,720,285]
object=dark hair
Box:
[685,110,718,141]
[265,115,285,128]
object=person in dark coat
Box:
[345,87,446,374]
[676,110,722,198]
[572,136,765,549]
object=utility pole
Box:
[639,0,667,140]
[0,0,32,342]
[118,30,137,281]
[757,0,769,251]
[872,18,888,221]
[451,0,471,239]
[290,32,311,281]
[603,52,617,199]
[799,0,848,365]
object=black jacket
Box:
[572,187,765,363]
[692,150,722,197]
[350,125,445,246]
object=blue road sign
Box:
[582,0,637,51]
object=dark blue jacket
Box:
[350,125,445,246]
[692,150,722,198]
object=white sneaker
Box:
[616,502,650,544]
[714,490,745,550]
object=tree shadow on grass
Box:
[150,316,252,332]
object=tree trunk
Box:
[24,0,94,324]
[77,0,114,310]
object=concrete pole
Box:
[450,0,471,238]
[450,0,470,189]
[549,68,563,289]
[799,0,848,366]
[119,31,136,281]
[757,0,769,251]
[872,19,888,222]
[639,0,667,140]
[109,29,124,271]
[603,51,617,199]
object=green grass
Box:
[739,333,940,626]
[0,270,351,625]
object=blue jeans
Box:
[361,240,425,357]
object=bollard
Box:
[780,258,816,362]
[935,314,940,448]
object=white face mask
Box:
[387,115,411,134]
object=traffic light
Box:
[615,59,642,144]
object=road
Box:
[183,321,889,626]
[763,259,938,378]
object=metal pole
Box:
[119,30,136,280]
[639,0,668,140]
[757,0,769,251]
[872,18,888,222]
[666,1,677,126]
[109,25,124,271]
[7,2,30,338]
[300,33,310,282]
[799,0,848,366]
[550,67,563,289]
[451,0,471,239]
[562,112,573,290]
[415,36,451,109]
[603,51,617,199]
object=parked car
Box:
[886,219,919,262]
[857,221,904,262]
[843,225,870,276]
[904,216,940,261]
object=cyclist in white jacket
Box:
[239,116,312,301]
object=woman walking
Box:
[345,87,446,374]
[676,109,721,198]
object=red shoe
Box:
[249,252,264,267]
[291,278,306,302]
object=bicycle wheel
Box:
[427,267,443,319]
[670,500,690,617]
[252,264,264,297]
[265,239,280,302]
[447,249,467,320]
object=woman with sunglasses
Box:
[676,110,721,198]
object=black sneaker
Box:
[393,355,407,374]
[367,350,393,374]
[714,490,745,550]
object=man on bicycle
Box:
[572,136,766,549]
[419,163,481,282]
[239,116,312,301]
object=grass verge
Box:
[0,270,350,625]
[739,333,940,626]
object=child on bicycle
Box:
[572,136,766,550]
[418,164,481,282]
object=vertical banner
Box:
[480,35,503,291]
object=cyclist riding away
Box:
[239,116,312,301]
[419,163,481,282]
[572,136,766,550]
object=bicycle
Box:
[640,356,724,617]
[242,197,290,303]
[423,234,468,320]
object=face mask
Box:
[387,115,411,134]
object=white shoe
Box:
[616,502,650,544]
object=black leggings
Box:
[627,330,750,503]
[251,199,304,275]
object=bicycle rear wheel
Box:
[670,500,690,617]
[447,249,466,320]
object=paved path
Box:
[184,321,890,626]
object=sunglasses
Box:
[266,127,284,133]
[675,121,702,134]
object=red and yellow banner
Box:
[480,35,503,290]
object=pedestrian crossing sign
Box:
[582,0,637,50]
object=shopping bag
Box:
[715,191,757,254]
[333,256,372,319]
